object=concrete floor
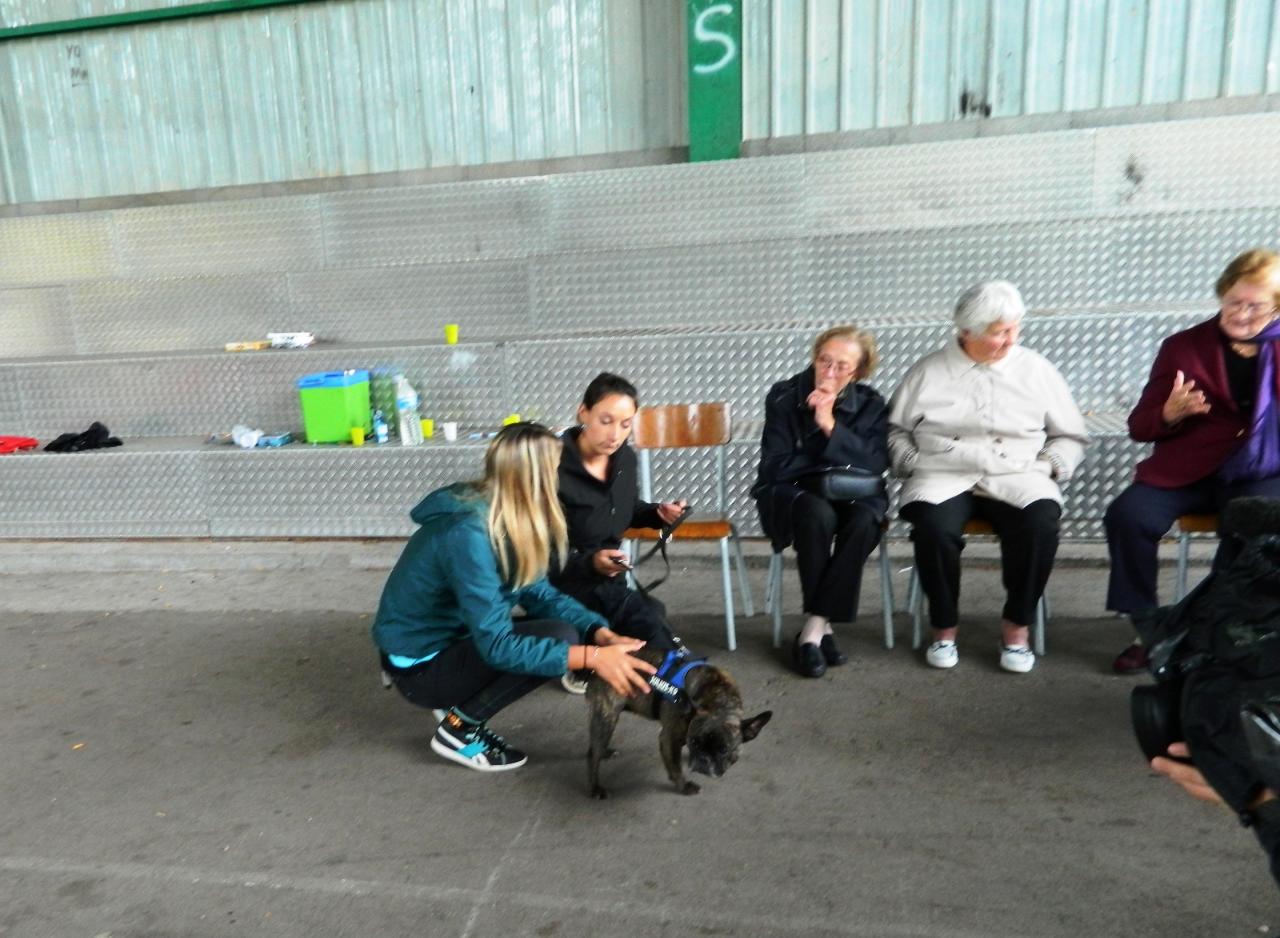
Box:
[0,539,1274,938]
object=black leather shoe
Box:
[792,634,826,678]
[819,634,848,666]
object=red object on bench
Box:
[0,436,38,454]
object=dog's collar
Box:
[647,648,707,706]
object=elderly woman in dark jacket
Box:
[752,326,889,678]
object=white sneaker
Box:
[561,672,589,695]
[925,640,958,669]
[999,644,1036,674]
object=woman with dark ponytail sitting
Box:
[551,373,689,693]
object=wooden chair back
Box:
[631,403,731,450]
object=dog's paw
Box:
[590,786,610,800]
[679,781,701,796]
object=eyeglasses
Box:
[1222,299,1277,318]
[815,355,857,376]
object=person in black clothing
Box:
[752,326,890,678]
[552,374,687,691]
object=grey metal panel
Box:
[1059,432,1149,540]
[0,286,75,358]
[510,330,818,432]
[744,0,1280,136]
[531,239,804,332]
[804,131,1097,234]
[285,260,531,344]
[221,343,512,437]
[113,197,324,278]
[548,155,806,253]
[321,179,550,268]
[1111,208,1280,305]
[13,355,238,438]
[0,368,23,428]
[67,275,294,355]
[0,211,119,287]
[1019,309,1207,414]
[1092,113,1280,213]
[806,219,1113,319]
[203,444,486,538]
[0,448,208,538]
[0,0,683,205]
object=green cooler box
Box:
[297,370,371,443]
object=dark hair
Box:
[581,372,638,409]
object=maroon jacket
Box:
[1129,316,1280,488]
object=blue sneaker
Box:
[431,712,527,772]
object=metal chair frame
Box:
[623,402,753,651]
[763,528,897,650]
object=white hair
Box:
[954,281,1026,333]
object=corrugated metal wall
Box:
[0,0,685,204]
[2,0,1278,206]
[744,0,1280,138]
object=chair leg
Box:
[1034,595,1047,657]
[770,553,784,648]
[1175,531,1190,601]
[879,542,895,649]
[719,537,737,651]
[731,532,754,617]
[764,552,777,614]
[910,567,924,650]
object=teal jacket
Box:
[371,483,606,678]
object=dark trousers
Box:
[901,494,1061,632]
[1104,475,1280,613]
[557,575,677,650]
[383,619,578,723]
[790,492,882,623]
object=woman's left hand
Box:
[657,500,688,525]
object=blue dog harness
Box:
[647,647,708,706]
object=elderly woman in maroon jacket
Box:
[1106,248,1280,673]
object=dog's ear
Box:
[740,710,772,742]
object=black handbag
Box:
[795,465,885,502]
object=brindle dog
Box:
[586,647,772,798]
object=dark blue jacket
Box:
[752,367,890,548]
[371,483,606,678]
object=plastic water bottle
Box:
[372,410,389,444]
[395,376,424,445]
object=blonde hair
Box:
[1216,248,1280,303]
[481,423,568,589]
[810,325,880,379]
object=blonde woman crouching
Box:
[372,422,656,772]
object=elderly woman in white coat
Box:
[888,281,1088,673]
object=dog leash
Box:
[632,506,692,596]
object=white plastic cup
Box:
[442,421,458,442]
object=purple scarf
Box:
[1220,317,1280,482]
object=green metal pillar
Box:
[686,0,742,162]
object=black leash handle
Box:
[632,507,692,596]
